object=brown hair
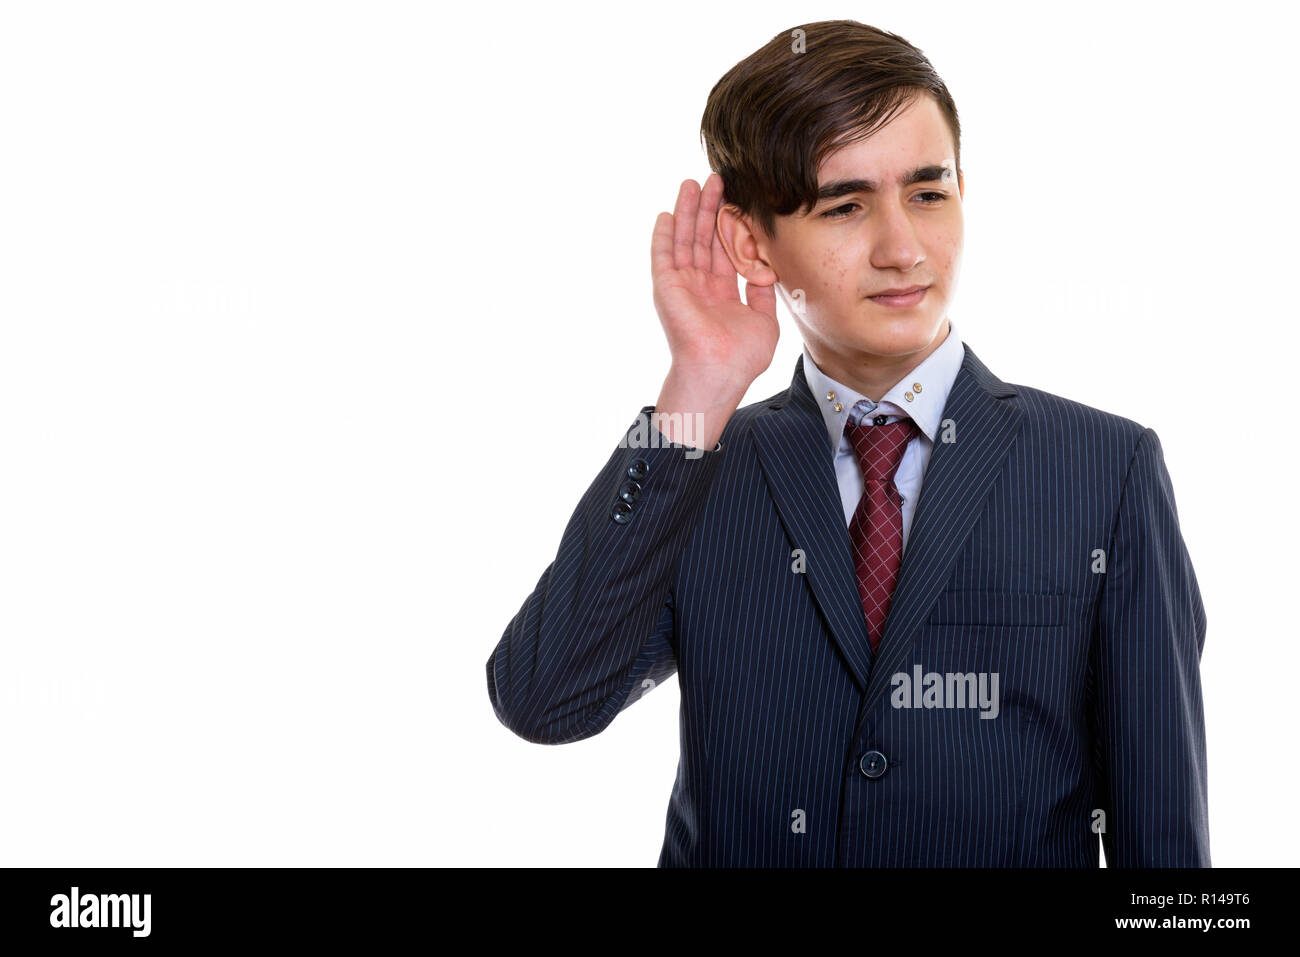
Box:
[700,21,961,238]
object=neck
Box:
[807,320,950,402]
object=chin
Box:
[855,314,943,354]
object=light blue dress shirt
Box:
[801,319,966,557]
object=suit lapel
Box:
[751,343,1023,699]
[752,357,875,691]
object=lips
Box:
[868,285,929,307]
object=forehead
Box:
[817,94,955,181]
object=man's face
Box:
[744,93,964,377]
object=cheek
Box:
[951,219,964,251]
[926,229,961,280]
[781,246,852,299]
[815,244,859,293]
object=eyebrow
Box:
[815,165,955,202]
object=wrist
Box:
[653,367,749,450]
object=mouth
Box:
[867,285,929,308]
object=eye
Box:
[821,203,859,219]
[821,192,947,219]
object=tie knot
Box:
[846,417,917,482]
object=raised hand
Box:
[650,174,780,448]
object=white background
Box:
[1,1,1295,866]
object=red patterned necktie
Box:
[846,416,918,653]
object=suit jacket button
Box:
[627,458,649,481]
[611,501,634,524]
[619,480,642,503]
[859,750,888,779]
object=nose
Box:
[868,196,925,272]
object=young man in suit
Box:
[487,20,1209,867]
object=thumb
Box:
[743,280,778,320]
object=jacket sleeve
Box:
[486,406,725,744]
[1092,426,1210,866]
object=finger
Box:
[672,179,700,270]
[744,278,779,321]
[710,207,734,279]
[694,173,723,271]
[651,211,675,280]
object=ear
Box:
[715,204,780,285]
[957,169,964,200]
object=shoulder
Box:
[1002,380,1152,465]
[709,383,795,451]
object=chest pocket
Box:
[927,590,1069,628]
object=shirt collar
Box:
[801,319,966,453]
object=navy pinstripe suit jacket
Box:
[487,343,1210,867]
